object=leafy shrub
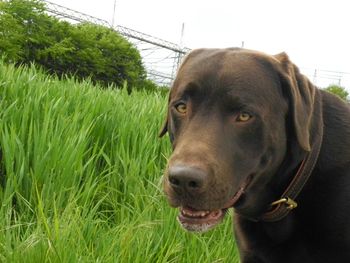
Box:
[324,84,349,101]
[0,0,151,89]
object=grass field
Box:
[0,61,239,262]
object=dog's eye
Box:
[175,103,187,114]
[237,112,252,122]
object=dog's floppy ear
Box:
[274,52,315,151]
[159,93,171,138]
[158,115,168,137]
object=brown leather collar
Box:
[260,124,323,222]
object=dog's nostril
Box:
[169,177,180,186]
[188,180,198,188]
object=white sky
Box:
[48,0,350,88]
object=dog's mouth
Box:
[178,207,227,232]
[177,185,246,232]
[176,174,254,232]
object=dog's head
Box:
[160,48,315,232]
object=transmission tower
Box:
[44,1,190,86]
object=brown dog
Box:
[159,48,350,262]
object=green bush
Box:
[0,0,151,89]
[324,84,349,101]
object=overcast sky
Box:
[48,0,350,88]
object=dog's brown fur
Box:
[160,48,350,262]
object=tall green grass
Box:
[0,61,239,262]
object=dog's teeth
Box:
[181,208,215,218]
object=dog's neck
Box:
[260,90,324,222]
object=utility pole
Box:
[112,0,117,27]
[172,23,186,80]
[180,22,185,49]
[313,69,317,84]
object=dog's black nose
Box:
[168,165,208,193]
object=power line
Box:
[43,0,190,86]
[43,1,349,88]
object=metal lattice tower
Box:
[43,1,190,86]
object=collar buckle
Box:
[271,197,298,210]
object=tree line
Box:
[0,0,158,91]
